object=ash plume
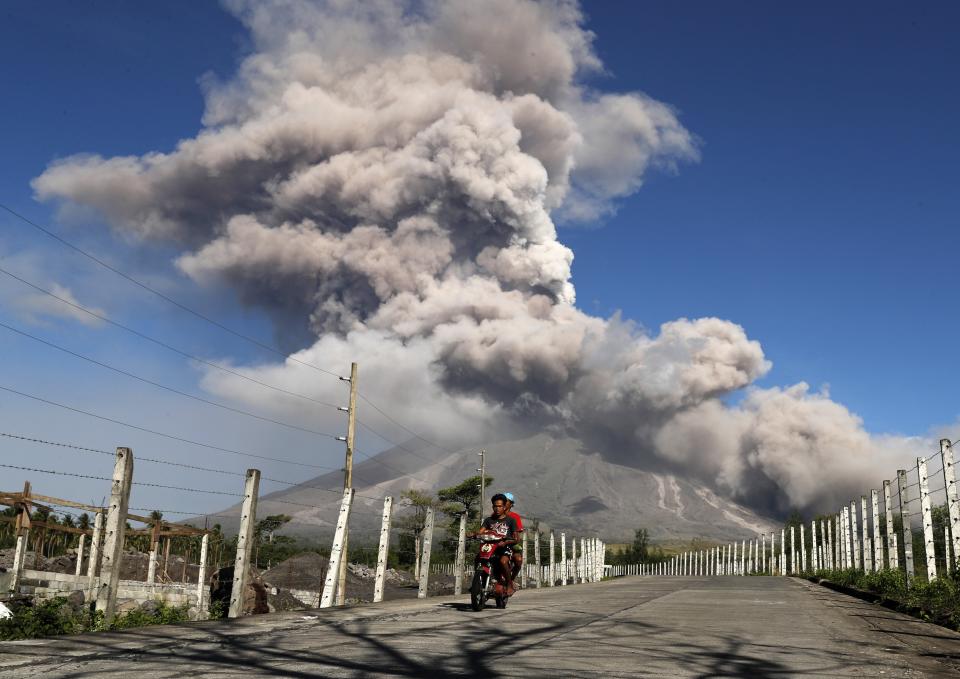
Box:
[33,0,915,516]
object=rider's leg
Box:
[500,554,515,594]
[511,552,523,581]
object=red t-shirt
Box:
[508,511,524,532]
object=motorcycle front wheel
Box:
[470,569,486,611]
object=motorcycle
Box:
[469,534,512,611]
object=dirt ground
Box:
[261,552,459,604]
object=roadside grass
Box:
[810,568,960,631]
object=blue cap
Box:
[504,492,515,502]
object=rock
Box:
[66,590,86,608]
[139,600,161,616]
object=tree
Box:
[396,490,438,577]
[254,514,293,568]
[436,475,494,560]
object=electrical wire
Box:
[0,202,344,380]
[0,265,344,412]
[0,321,344,440]
[0,384,330,469]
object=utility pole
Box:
[477,450,486,512]
[335,362,359,606]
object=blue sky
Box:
[0,1,957,516]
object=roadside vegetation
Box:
[0,597,189,641]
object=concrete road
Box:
[1,577,959,677]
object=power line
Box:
[0,265,345,412]
[0,320,344,440]
[1,202,343,380]
[0,461,243,497]
[358,392,455,455]
[0,384,330,470]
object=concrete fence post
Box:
[811,521,818,571]
[917,456,937,582]
[897,469,915,582]
[549,532,556,586]
[884,479,898,569]
[95,447,134,624]
[75,534,86,577]
[10,533,27,594]
[839,507,847,569]
[799,525,806,573]
[851,500,861,569]
[375,496,395,602]
[872,489,882,571]
[320,487,354,608]
[947,526,953,574]
[861,495,872,572]
[941,439,960,572]
[740,540,745,576]
[228,468,261,618]
[570,535,577,584]
[521,528,529,588]
[560,532,567,585]
[417,507,435,599]
[147,544,158,585]
[195,533,209,619]
[761,533,767,574]
[533,522,542,587]
[779,529,784,574]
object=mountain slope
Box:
[198,433,777,543]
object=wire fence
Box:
[654,438,960,584]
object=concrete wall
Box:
[16,569,203,616]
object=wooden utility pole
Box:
[477,450,486,512]
[336,362,359,606]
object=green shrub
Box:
[0,597,190,640]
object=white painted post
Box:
[941,440,960,573]
[320,487,354,608]
[872,489,882,572]
[799,524,806,573]
[228,468,261,618]
[861,496,872,572]
[417,507,435,599]
[761,533,767,574]
[917,456,937,582]
[897,469,915,582]
[95,447,134,624]
[549,532,556,586]
[375,496,395,602]
[75,534,86,577]
[560,532,567,585]
[884,480,898,569]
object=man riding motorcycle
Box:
[470,493,520,596]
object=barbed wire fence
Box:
[651,438,960,584]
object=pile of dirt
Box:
[260,552,457,605]
[0,548,201,584]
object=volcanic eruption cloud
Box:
[34,0,916,516]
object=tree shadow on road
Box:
[0,608,871,679]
